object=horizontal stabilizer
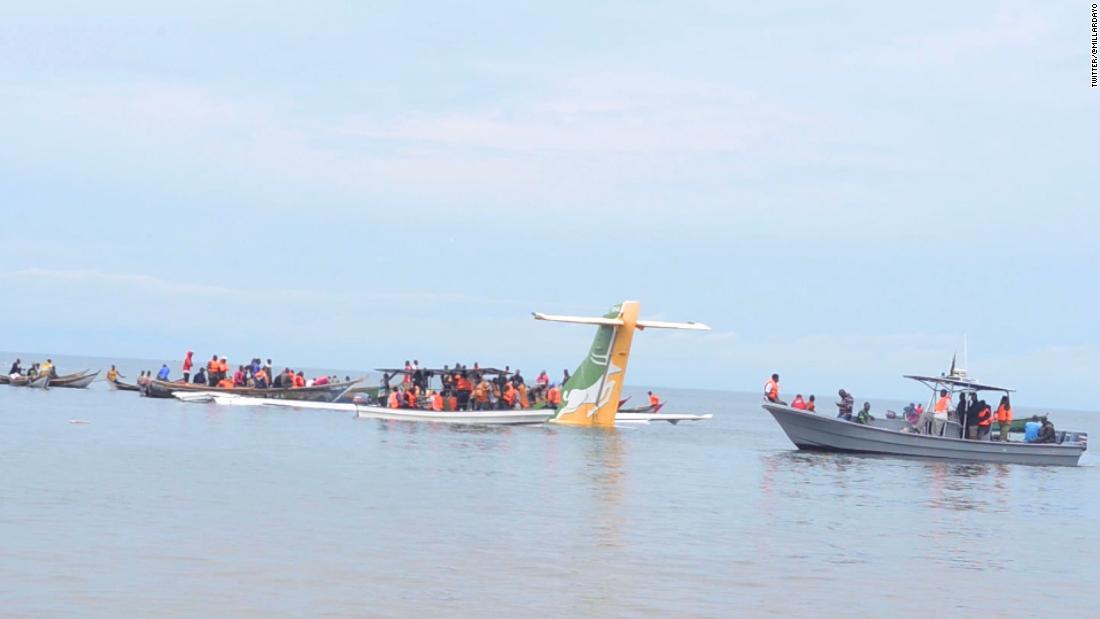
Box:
[635,319,711,331]
[531,312,624,326]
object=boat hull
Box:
[49,370,99,389]
[144,378,359,402]
[763,403,1084,467]
[28,375,50,389]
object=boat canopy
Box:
[903,374,1014,393]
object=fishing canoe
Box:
[109,379,142,392]
[144,378,361,402]
[49,370,99,389]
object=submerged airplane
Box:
[534,300,712,427]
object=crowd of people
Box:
[766,372,1060,443]
[378,360,568,411]
[118,351,351,391]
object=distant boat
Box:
[763,368,1088,467]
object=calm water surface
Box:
[2,354,1098,617]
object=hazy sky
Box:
[1,1,1096,408]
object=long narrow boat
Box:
[109,378,142,392]
[763,367,1088,467]
[49,370,99,389]
[144,378,360,402]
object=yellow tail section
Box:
[552,301,640,428]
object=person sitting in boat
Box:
[1023,416,1041,442]
[8,358,22,375]
[216,376,234,389]
[430,389,443,412]
[648,391,662,408]
[855,402,874,424]
[156,364,170,381]
[1035,416,1057,444]
[193,367,207,385]
[41,359,55,378]
[764,374,785,404]
[835,389,854,421]
[405,387,418,409]
[806,394,816,412]
[500,382,517,410]
[975,400,993,440]
[546,383,562,408]
[387,389,401,409]
[791,394,807,410]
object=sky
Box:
[0,1,1097,408]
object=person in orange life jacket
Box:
[546,384,562,407]
[405,388,417,409]
[500,383,516,410]
[216,376,234,389]
[518,383,529,409]
[973,399,993,440]
[995,395,1013,442]
[387,389,401,408]
[791,394,807,410]
[430,390,443,412]
[207,355,219,386]
[806,394,816,412]
[182,351,193,383]
[293,371,306,388]
[254,367,268,388]
[648,391,661,407]
[764,373,784,404]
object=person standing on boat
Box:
[156,364,170,381]
[930,389,951,435]
[8,358,22,376]
[764,374,785,405]
[995,396,1013,441]
[975,400,993,440]
[836,389,854,421]
[536,370,549,388]
[562,369,570,386]
[181,351,193,383]
[207,355,219,386]
[648,391,662,409]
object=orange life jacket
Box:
[995,404,1012,424]
[217,378,233,389]
[806,400,816,412]
[503,385,516,406]
[649,394,660,407]
[406,391,417,408]
[293,375,305,388]
[207,359,218,372]
[518,384,529,409]
[977,405,992,427]
[431,394,443,411]
[934,396,951,413]
[455,376,471,391]
[764,380,779,401]
[547,386,561,406]
[388,392,400,408]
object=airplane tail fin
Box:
[533,301,709,427]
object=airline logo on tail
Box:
[533,301,709,428]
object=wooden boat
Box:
[109,378,142,392]
[9,375,29,387]
[0,374,10,385]
[143,378,361,402]
[49,370,99,389]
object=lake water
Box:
[2,353,1098,617]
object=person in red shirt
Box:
[182,351,194,383]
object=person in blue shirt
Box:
[156,364,170,381]
[1023,415,1041,443]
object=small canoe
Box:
[50,370,99,389]
[109,379,142,392]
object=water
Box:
[2,353,1098,617]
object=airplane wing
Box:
[634,319,711,330]
[532,312,625,326]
